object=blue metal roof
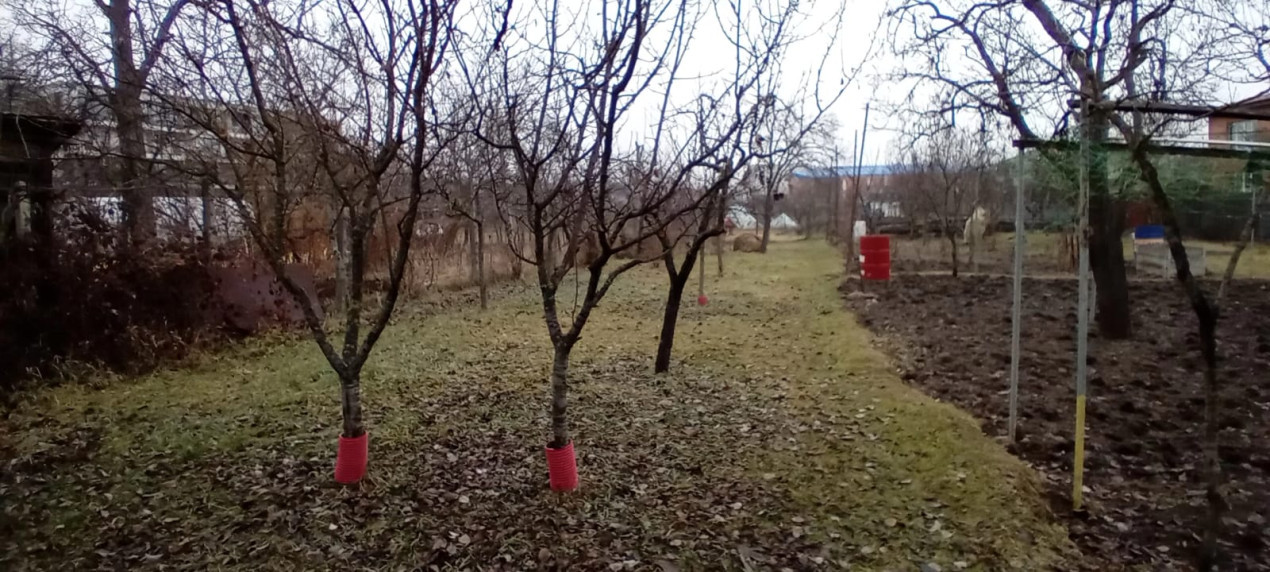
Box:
[791,165,903,178]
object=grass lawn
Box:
[1196,239,1270,279]
[894,230,1270,281]
[0,240,1077,570]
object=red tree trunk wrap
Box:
[545,441,579,492]
[334,433,368,484]
[697,294,709,306]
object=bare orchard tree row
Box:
[457,0,848,454]
[10,0,847,485]
[892,111,1002,277]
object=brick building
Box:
[1208,91,1270,145]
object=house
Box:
[21,83,346,258]
[1208,91,1270,145]
[770,213,798,230]
[726,205,758,230]
[787,165,906,227]
[1203,91,1270,239]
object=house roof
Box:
[791,164,903,179]
[1227,90,1270,112]
[771,213,798,229]
[0,113,82,162]
[726,206,757,228]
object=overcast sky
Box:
[610,0,893,167]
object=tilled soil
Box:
[888,236,1074,276]
[845,275,1270,571]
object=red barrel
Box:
[859,235,891,281]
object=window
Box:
[1230,120,1257,142]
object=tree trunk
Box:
[1130,146,1223,571]
[270,186,287,257]
[1219,210,1260,303]
[1198,326,1221,572]
[846,186,862,276]
[467,223,478,282]
[948,229,959,278]
[269,134,289,258]
[340,371,365,438]
[1088,199,1131,338]
[477,220,487,309]
[1087,114,1132,339]
[549,343,573,448]
[715,235,724,277]
[200,177,213,266]
[654,279,686,374]
[112,93,153,246]
[697,246,705,299]
[511,226,524,280]
[760,187,774,253]
[655,262,693,373]
[106,0,154,247]
[334,209,350,312]
[830,178,840,243]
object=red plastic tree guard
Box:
[859,235,892,281]
[545,441,579,492]
[334,433,369,484]
[697,294,709,306]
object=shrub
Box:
[0,206,221,401]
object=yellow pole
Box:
[1073,394,1087,509]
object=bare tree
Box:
[751,99,830,252]
[155,0,463,482]
[899,118,994,276]
[891,0,1266,566]
[461,0,685,465]
[436,134,506,310]
[774,117,841,238]
[1214,1,1270,83]
[887,0,1184,338]
[642,0,847,374]
[15,0,194,247]
[1016,4,1253,565]
[460,0,846,483]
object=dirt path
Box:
[1,241,1076,570]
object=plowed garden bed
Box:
[846,274,1270,571]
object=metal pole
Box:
[972,175,980,274]
[1008,149,1025,443]
[1252,173,1259,245]
[847,105,872,276]
[830,143,840,242]
[1073,98,1092,513]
